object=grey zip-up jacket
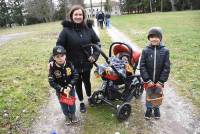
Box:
[140,43,170,85]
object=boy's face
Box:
[149,35,161,46]
[53,54,66,65]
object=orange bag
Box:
[59,94,76,106]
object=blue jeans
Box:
[106,19,110,28]
[57,88,76,116]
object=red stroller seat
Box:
[112,43,141,65]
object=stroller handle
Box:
[81,44,98,67]
[82,44,109,64]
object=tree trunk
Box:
[149,0,152,12]
[169,0,176,11]
[161,0,163,12]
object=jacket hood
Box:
[61,19,94,29]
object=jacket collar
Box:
[55,61,66,68]
[147,42,165,49]
[61,19,94,29]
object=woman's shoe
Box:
[80,103,86,113]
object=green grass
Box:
[0,21,61,36]
[111,10,200,107]
[0,22,61,133]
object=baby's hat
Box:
[147,27,163,40]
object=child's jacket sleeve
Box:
[140,49,151,83]
[48,63,63,92]
[159,49,170,83]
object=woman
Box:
[56,5,101,113]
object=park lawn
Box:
[111,10,200,107]
[0,21,61,36]
[0,22,61,133]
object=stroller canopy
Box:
[110,42,141,65]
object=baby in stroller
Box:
[95,42,140,81]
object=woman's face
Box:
[72,9,84,24]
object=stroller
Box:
[82,42,144,121]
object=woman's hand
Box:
[88,56,95,63]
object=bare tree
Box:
[170,0,176,11]
[160,0,163,12]
[149,0,152,12]
[25,0,55,22]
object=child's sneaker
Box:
[154,107,160,119]
[65,116,72,125]
[80,103,86,113]
[71,114,79,123]
[144,108,152,120]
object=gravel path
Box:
[0,32,29,46]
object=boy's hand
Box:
[156,83,163,89]
[147,82,155,88]
[63,87,71,98]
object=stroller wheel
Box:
[116,103,131,121]
[91,90,104,105]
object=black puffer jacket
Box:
[56,20,100,72]
[140,43,170,84]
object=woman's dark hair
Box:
[67,5,86,23]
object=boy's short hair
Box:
[148,27,163,41]
[53,46,66,56]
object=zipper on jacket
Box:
[153,47,157,82]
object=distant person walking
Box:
[105,13,111,28]
[97,11,104,29]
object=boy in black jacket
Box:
[140,27,170,119]
[48,46,79,124]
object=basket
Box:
[59,94,76,106]
[146,93,163,107]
